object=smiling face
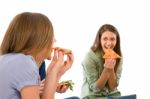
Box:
[100,31,117,52]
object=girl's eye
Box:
[111,38,115,41]
[103,37,108,41]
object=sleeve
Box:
[116,59,123,86]
[82,51,102,92]
[39,61,46,80]
[11,57,40,91]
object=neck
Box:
[33,55,43,68]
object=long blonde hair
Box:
[0,12,54,56]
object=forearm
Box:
[42,71,58,99]
[108,69,117,91]
[96,68,113,89]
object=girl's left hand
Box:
[104,58,116,69]
[56,83,69,93]
[39,79,69,94]
[39,79,45,94]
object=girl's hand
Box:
[47,49,74,80]
[39,79,45,94]
[104,58,116,69]
[57,52,74,79]
[39,79,69,94]
[56,83,69,93]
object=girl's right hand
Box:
[104,58,116,69]
[47,49,74,80]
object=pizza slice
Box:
[54,47,72,54]
[103,49,121,59]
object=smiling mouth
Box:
[104,46,113,49]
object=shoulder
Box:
[1,53,38,73]
[87,49,101,60]
[15,53,37,67]
[15,53,36,65]
[15,54,38,73]
[0,53,39,91]
[82,49,101,64]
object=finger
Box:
[56,85,61,92]
[39,86,44,94]
[39,89,43,94]
[40,79,45,88]
[110,59,116,65]
[40,79,45,84]
[104,59,115,69]
[57,51,64,61]
[40,83,45,87]
[47,50,58,72]
[62,54,74,74]
[54,51,64,68]
[56,84,63,93]
[65,53,74,67]
[39,86,44,90]
[61,85,68,93]
[51,50,58,62]
[62,84,69,90]
[68,53,74,63]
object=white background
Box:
[0,0,150,99]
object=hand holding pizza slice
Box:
[103,49,121,69]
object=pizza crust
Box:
[54,47,72,54]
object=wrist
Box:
[104,67,114,73]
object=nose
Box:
[106,40,112,48]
